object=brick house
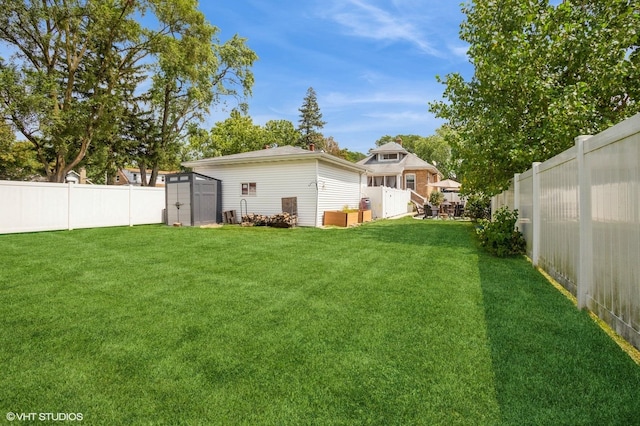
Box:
[357,140,442,205]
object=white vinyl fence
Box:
[364,186,411,219]
[0,181,165,234]
[493,113,640,350]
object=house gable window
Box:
[378,153,398,161]
[241,182,257,196]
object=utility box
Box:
[165,173,222,226]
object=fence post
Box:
[67,182,74,231]
[129,184,134,227]
[577,135,593,309]
[531,163,541,266]
[513,173,520,228]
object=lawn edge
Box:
[525,256,640,365]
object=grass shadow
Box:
[476,240,640,425]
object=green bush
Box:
[429,191,444,207]
[465,194,491,220]
[476,207,526,257]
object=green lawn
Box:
[1,219,639,425]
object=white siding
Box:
[193,160,320,227]
[193,159,366,227]
[316,161,365,225]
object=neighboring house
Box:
[181,145,369,227]
[115,168,176,187]
[65,168,92,184]
[357,140,441,205]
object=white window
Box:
[379,153,398,161]
[405,174,416,191]
[368,176,397,188]
[241,182,257,196]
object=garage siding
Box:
[316,162,365,225]
[193,161,320,226]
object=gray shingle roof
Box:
[182,145,367,173]
[357,143,440,175]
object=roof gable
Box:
[370,142,409,154]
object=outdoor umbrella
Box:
[431,179,461,191]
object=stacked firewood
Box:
[241,212,297,228]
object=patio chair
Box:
[409,201,425,218]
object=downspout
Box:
[315,159,320,227]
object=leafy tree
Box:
[0,0,256,184]
[0,121,40,180]
[430,0,640,195]
[187,115,303,160]
[340,149,366,163]
[297,87,326,148]
[184,123,214,161]
[206,110,265,157]
[0,1,141,182]
[263,119,300,147]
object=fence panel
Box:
[517,170,535,259]
[365,186,411,219]
[538,151,580,295]
[0,181,165,234]
[492,113,640,350]
[70,185,132,229]
[586,125,640,345]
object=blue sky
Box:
[201,1,474,154]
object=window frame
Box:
[241,182,257,196]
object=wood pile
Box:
[241,212,297,228]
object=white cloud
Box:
[323,91,426,107]
[448,44,469,60]
[321,0,441,56]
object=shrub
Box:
[476,207,526,257]
[465,194,491,220]
[429,191,444,207]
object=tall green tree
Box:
[263,119,300,147]
[0,0,256,184]
[0,121,40,180]
[297,87,326,148]
[186,115,303,159]
[200,110,265,157]
[430,0,640,195]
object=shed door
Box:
[193,180,218,225]
[167,179,192,225]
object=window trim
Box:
[378,153,398,162]
[405,173,416,191]
[241,182,257,196]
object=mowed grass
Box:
[1,218,639,425]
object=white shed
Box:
[181,146,368,227]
